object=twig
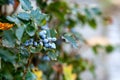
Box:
[22,53,34,80]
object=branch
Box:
[22,53,34,80]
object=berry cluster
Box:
[24,29,57,49]
[39,30,57,49]
[24,38,39,47]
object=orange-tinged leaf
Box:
[0,22,14,30]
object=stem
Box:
[10,0,20,15]
[22,53,34,80]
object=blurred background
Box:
[68,0,120,80]
[70,0,120,80]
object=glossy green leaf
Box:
[6,16,21,25]
[63,35,77,48]
[47,29,57,37]
[31,10,47,26]
[0,63,14,80]
[26,25,36,37]
[29,46,42,53]
[20,46,29,57]
[16,26,25,41]
[30,9,41,19]
[47,51,58,61]
[18,12,30,21]
[0,48,16,63]
[2,30,16,48]
[19,0,32,11]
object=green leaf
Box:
[88,19,97,29]
[0,47,16,63]
[29,46,42,53]
[21,32,30,43]
[85,8,92,19]
[47,51,58,61]
[18,12,30,21]
[0,61,14,80]
[26,25,36,37]
[77,13,86,24]
[105,45,114,53]
[25,71,36,80]
[63,34,77,48]
[30,8,41,19]
[2,30,16,48]
[19,0,32,11]
[30,9,47,26]
[16,26,25,41]
[6,16,21,25]
[72,31,85,42]
[91,8,101,15]
[20,46,29,57]
[92,46,98,54]
[92,45,102,54]
[67,19,76,28]
[47,29,57,37]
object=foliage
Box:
[0,0,57,79]
[92,44,114,54]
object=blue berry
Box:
[51,37,57,41]
[39,41,43,46]
[48,43,52,47]
[39,30,47,36]
[26,38,33,45]
[48,37,52,41]
[43,39,49,43]
[42,55,50,61]
[40,34,46,39]
[51,43,56,49]
[24,41,29,46]
[29,42,33,45]
[44,43,49,48]
[42,30,47,34]
[29,38,34,42]
[33,42,38,46]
